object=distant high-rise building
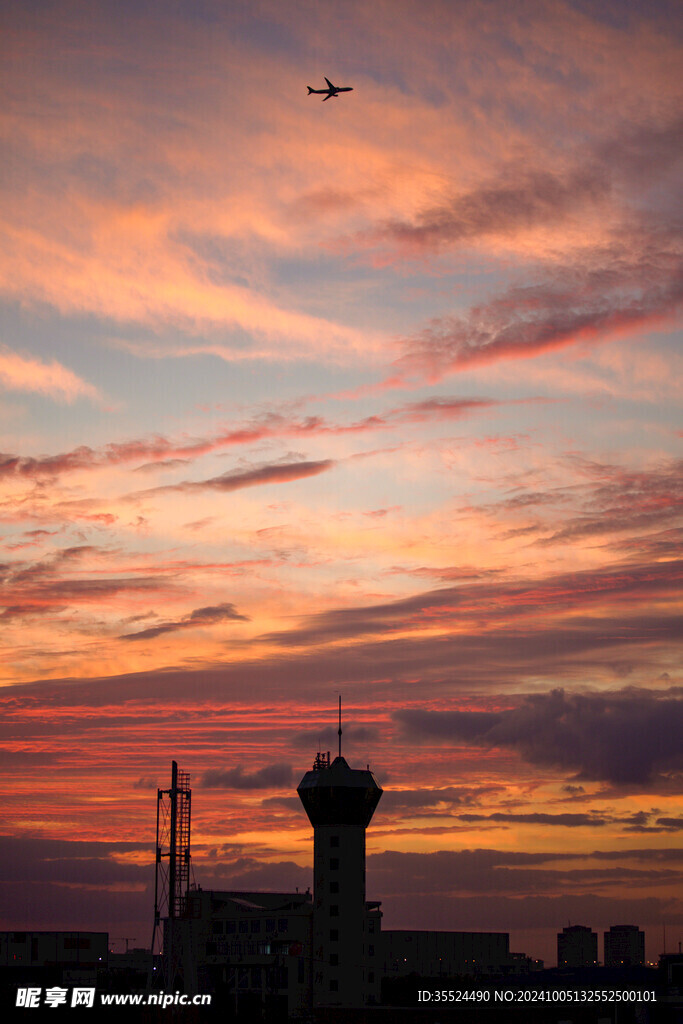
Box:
[604,925,645,967]
[557,925,598,968]
[298,746,382,1007]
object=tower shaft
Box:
[313,823,366,1004]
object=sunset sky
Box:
[1,0,681,966]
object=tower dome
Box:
[297,755,383,827]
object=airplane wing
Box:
[322,93,333,101]
[324,77,335,89]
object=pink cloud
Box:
[129,458,335,497]
[0,397,531,482]
[394,235,682,381]
[0,348,101,403]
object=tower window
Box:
[330,905,339,917]
[330,858,339,870]
[329,979,338,992]
[330,835,339,847]
[330,881,339,894]
[330,953,338,966]
[329,930,338,942]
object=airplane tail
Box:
[307,86,314,94]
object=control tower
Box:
[297,701,382,1007]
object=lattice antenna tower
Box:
[151,761,191,957]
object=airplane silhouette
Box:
[307,77,353,102]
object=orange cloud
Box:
[0,348,101,403]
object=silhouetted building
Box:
[184,889,313,1018]
[659,949,683,999]
[0,931,107,984]
[557,925,598,967]
[298,749,383,1008]
[107,946,152,991]
[382,929,513,978]
[509,951,544,973]
[604,924,645,967]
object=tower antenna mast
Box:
[338,694,342,757]
[150,761,191,989]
